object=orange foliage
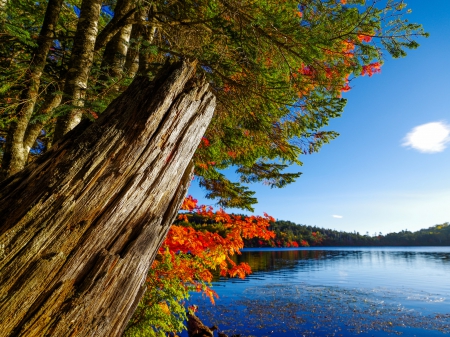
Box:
[300,239,309,247]
[151,196,275,304]
[341,40,355,54]
[361,62,381,76]
[358,34,373,43]
[181,195,198,211]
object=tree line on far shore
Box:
[243,220,450,247]
[122,210,447,336]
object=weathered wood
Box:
[0,60,216,337]
[187,313,215,337]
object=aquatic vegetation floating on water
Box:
[195,284,450,336]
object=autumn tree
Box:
[0,0,426,335]
[124,196,275,336]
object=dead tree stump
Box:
[0,60,215,336]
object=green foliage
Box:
[1,0,427,207]
[199,174,257,211]
[184,0,427,210]
[237,162,302,188]
[0,1,430,335]
[124,251,191,337]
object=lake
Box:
[186,247,450,337]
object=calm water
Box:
[186,247,450,337]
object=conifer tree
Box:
[0,0,427,335]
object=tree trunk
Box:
[0,0,7,12]
[94,0,136,53]
[123,21,141,78]
[53,0,102,142]
[0,60,215,337]
[99,25,132,88]
[0,0,64,179]
[137,5,157,76]
[22,79,65,155]
[98,0,134,89]
[124,5,154,79]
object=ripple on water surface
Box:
[186,248,450,337]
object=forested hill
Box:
[176,214,450,247]
[243,220,450,247]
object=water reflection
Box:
[233,248,450,274]
[194,248,450,337]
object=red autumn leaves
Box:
[150,196,275,303]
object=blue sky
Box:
[189,0,450,235]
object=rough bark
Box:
[94,0,137,52]
[123,21,141,78]
[137,5,157,76]
[187,314,215,337]
[100,25,132,82]
[123,14,144,78]
[123,5,155,79]
[0,60,216,337]
[1,0,64,179]
[0,0,7,12]
[53,0,102,142]
[22,80,65,154]
[98,0,134,91]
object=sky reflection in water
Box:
[186,247,450,337]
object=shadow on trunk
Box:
[0,60,215,337]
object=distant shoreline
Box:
[243,244,450,248]
[243,220,450,247]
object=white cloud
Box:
[332,215,343,218]
[402,121,450,153]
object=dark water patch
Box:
[192,283,450,336]
[185,248,450,337]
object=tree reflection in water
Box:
[193,248,450,337]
